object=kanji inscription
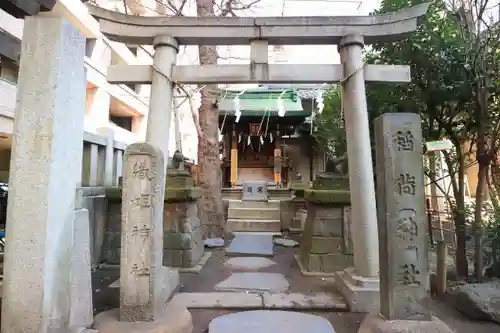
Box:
[397,263,421,286]
[131,263,150,276]
[393,129,414,151]
[395,208,418,242]
[132,193,152,207]
[132,224,152,237]
[396,173,416,196]
[132,160,151,179]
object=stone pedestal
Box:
[163,169,204,268]
[289,187,306,232]
[335,268,381,313]
[1,15,86,333]
[297,175,353,274]
[357,314,453,333]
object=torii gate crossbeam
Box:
[87,3,428,45]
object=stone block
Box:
[163,237,204,268]
[228,207,281,220]
[105,231,121,250]
[312,217,343,236]
[280,200,294,230]
[166,169,194,188]
[70,208,93,330]
[228,199,280,210]
[304,189,351,205]
[163,249,183,267]
[163,232,194,250]
[163,201,199,233]
[226,219,281,233]
[303,253,353,273]
[104,247,121,265]
[92,197,108,267]
[314,206,343,219]
[310,236,343,254]
[106,206,122,231]
[183,244,204,267]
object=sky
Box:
[173,0,382,68]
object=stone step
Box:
[171,292,348,310]
[228,200,280,210]
[227,219,281,233]
[228,207,280,220]
[226,233,274,257]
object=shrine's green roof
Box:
[218,88,310,117]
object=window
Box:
[126,45,138,56]
[85,39,97,58]
[110,115,133,132]
[273,45,284,52]
[0,57,19,83]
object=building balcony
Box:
[0,78,15,121]
[85,57,148,116]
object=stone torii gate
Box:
[88,3,429,313]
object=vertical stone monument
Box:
[94,143,192,333]
[120,143,165,322]
[297,173,353,274]
[374,113,430,320]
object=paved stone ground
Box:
[90,236,499,333]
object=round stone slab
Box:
[274,238,299,247]
[208,310,335,333]
[205,237,225,248]
[224,257,276,271]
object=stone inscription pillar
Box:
[146,35,179,167]
[120,143,165,322]
[338,34,379,277]
[1,15,85,333]
[374,113,430,320]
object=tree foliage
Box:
[318,0,500,278]
[312,87,346,159]
[364,0,500,279]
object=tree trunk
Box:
[454,207,469,279]
[472,80,490,281]
[473,136,489,280]
[444,149,469,279]
[195,0,224,238]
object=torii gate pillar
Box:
[147,35,179,168]
[335,34,381,313]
